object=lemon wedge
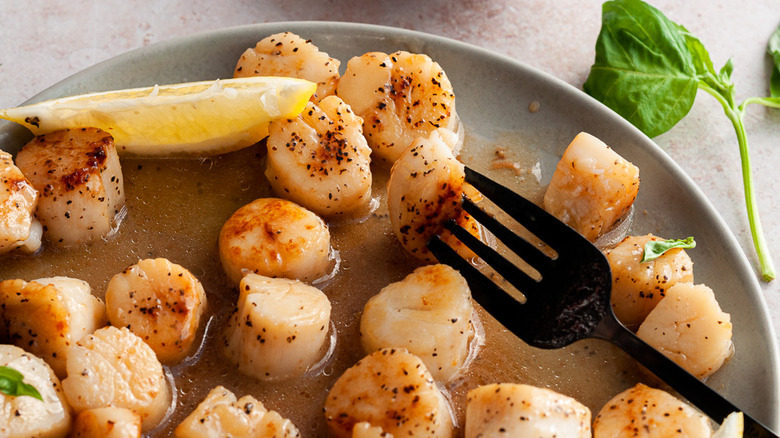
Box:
[0,77,316,156]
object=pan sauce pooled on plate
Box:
[0,30,741,437]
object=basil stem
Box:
[697,80,776,281]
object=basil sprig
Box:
[641,237,696,263]
[584,0,780,281]
[0,366,43,401]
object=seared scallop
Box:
[0,150,41,254]
[0,276,107,378]
[219,197,331,285]
[14,127,125,246]
[543,132,639,242]
[387,128,482,262]
[637,283,733,379]
[223,273,331,381]
[324,348,453,438]
[234,31,340,103]
[360,264,475,381]
[352,422,392,438]
[62,326,171,431]
[337,50,462,163]
[465,383,591,438]
[0,345,71,438]
[593,383,711,437]
[265,95,373,217]
[174,385,301,437]
[105,258,207,364]
[71,407,142,438]
[605,234,695,328]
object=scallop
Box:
[174,385,301,437]
[62,326,171,431]
[0,150,41,254]
[543,132,640,242]
[105,258,207,364]
[360,264,475,381]
[465,383,591,438]
[352,422,392,438]
[234,31,340,103]
[0,345,71,438]
[14,127,125,246]
[593,383,711,437]
[605,234,695,328]
[219,197,331,286]
[637,282,733,379]
[265,95,373,216]
[0,276,107,378]
[323,348,453,438]
[387,128,482,262]
[337,50,462,162]
[223,273,332,381]
[71,407,142,438]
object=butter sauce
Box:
[0,130,642,436]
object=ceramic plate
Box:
[1,22,777,430]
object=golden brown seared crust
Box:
[387,131,480,262]
[0,276,106,378]
[218,198,331,285]
[18,128,112,193]
[105,258,207,364]
[15,127,125,245]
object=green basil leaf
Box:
[768,23,780,97]
[0,366,43,401]
[718,58,734,84]
[674,23,715,78]
[583,0,700,137]
[641,237,696,263]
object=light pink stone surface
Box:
[2,0,779,377]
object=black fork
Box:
[427,166,777,437]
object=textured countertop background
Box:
[2,0,779,408]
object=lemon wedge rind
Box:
[0,76,316,156]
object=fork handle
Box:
[592,314,778,437]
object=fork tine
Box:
[464,167,579,251]
[427,235,533,330]
[460,196,556,274]
[443,218,542,296]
